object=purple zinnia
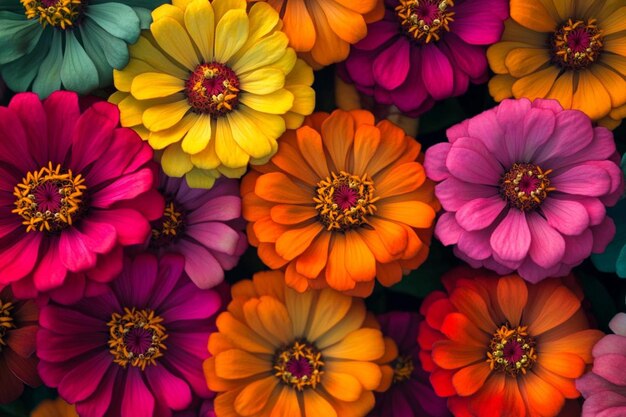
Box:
[37,253,222,417]
[148,174,247,289]
[340,0,508,116]
[425,98,623,282]
[370,312,450,417]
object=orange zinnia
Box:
[487,0,626,128]
[203,270,392,417]
[241,109,439,297]
[418,268,604,417]
[247,0,384,68]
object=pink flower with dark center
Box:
[37,253,222,417]
[339,0,509,116]
[148,174,247,289]
[424,98,623,282]
[0,91,163,303]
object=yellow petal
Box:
[227,110,273,159]
[152,3,184,24]
[149,113,198,150]
[501,19,549,44]
[151,17,199,70]
[247,2,280,43]
[511,66,559,100]
[184,0,214,63]
[131,72,185,100]
[217,164,247,178]
[546,71,573,109]
[215,117,250,168]
[185,168,218,189]
[504,48,551,78]
[116,94,151,127]
[283,112,305,130]
[212,0,246,22]
[488,42,530,74]
[214,9,249,64]
[572,70,612,120]
[128,36,188,79]
[190,134,221,169]
[231,32,289,74]
[268,48,297,76]
[240,68,285,95]
[142,96,190,131]
[285,58,314,86]
[284,85,314,116]
[237,104,286,140]
[182,114,213,154]
[161,142,194,177]
[240,90,294,114]
[114,59,155,92]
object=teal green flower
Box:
[593,154,626,277]
[0,0,166,98]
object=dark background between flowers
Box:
[1,65,625,417]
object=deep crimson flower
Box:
[0,91,163,303]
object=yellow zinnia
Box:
[110,0,315,188]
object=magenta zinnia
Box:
[37,253,222,417]
[425,98,623,282]
[149,173,247,289]
[0,92,163,303]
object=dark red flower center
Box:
[13,162,87,233]
[552,18,603,70]
[274,340,324,391]
[500,162,554,211]
[151,201,185,248]
[185,63,240,117]
[396,0,455,43]
[487,324,537,376]
[333,185,360,210]
[0,298,15,351]
[21,0,84,29]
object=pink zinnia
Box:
[0,91,163,303]
[339,0,508,116]
[577,311,626,416]
[37,253,222,417]
[425,98,623,282]
[369,312,450,417]
[149,174,247,289]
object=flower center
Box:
[486,324,537,376]
[552,19,603,70]
[395,0,455,43]
[274,340,324,391]
[107,307,167,371]
[314,171,378,232]
[185,63,240,117]
[13,162,87,233]
[150,201,185,248]
[393,355,414,383]
[0,299,15,351]
[21,0,84,29]
[499,163,554,211]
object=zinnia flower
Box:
[487,0,626,128]
[0,91,162,303]
[248,0,384,68]
[577,310,626,416]
[369,312,450,417]
[148,173,247,289]
[204,270,389,417]
[418,268,604,417]
[424,98,623,283]
[242,109,439,297]
[0,286,39,404]
[37,253,221,417]
[111,0,315,189]
[339,0,508,116]
[0,0,165,98]
[31,398,78,417]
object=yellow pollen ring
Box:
[273,340,324,391]
[21,0,82,29]
[0,299,15,350]
[486,324,537,377]
[152,201,184,241]
[396,0,455,43]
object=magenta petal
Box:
[164,349,210,397]
[452,0,507,44]
[77,219,117,254]
[541,197,589,236]
[178,239,225,289]
[113,254,157,308]
[70,102,119,173]
[9,92,49,167]
[594,354,626,385]
[422,44,454,100]
[185,222,239,255]
[455,195,506,231]
[33,239,67,292]
[59,228,97,272]
[552,164,612,197]
[527,212,565,269]
[447,119,470,143]
[466,108,506,162]
[373,39,410,91]
[76,365,119,417]
[591,216,616,253]
[37,328,105,362]
[392,49,430,114]
[0,106,35,171]
[90,209,150,245]
[533,110,594,166]
[160,282,221,321]
[87,246,124,284]
[39,305,104,335]
[122,367,155,417]
[58,350,112,402]
[446,137,503,185]
[424,142,452,182]
[561,229,593,265]
[91,168,154,208]
[495,99,532,164]
[0,233,42,284]
[458,226,495,261]
[582,391,626,417]
[520,108,556,161]
[148,254,186,308]
[517,258,560,283]
[531,98,563,113]
[43,91,80,163]
[434,212,463,246]
[436,178,498,212]
[146,365,192,411]
[354,20,398,50]
[490,210,531,262]
[345,50,375,87]
[555,127,617,168]
[187,196,241,224]
[592,334,626,357]
[443,33,487,79]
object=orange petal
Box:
[269,386,301,417]
[369,218,408,257]
[512,66,560,101]
[257,296,294,345]
[539,329,603,363]
[296,232,332,278]
[318,0,366,44]
[258,242,289,269]
[322,328,385,361]
[204,357,242,392]
[303,388,337,417]
[449,287,497,334]
[315,299,366,349]
[375,261,403,287]
[285,262,312,293]
[497,275,528,327]
[468,373,506,417]
[532,363,580,399]
[375,162,425,199]
[321,110,355,171]
[488,74,516,102]
[357,228,394,263]
[234,376,278,416]
[216,312,275,354]
[440,312,490,347]
[271,140,320,186]
[214,349,270,380]
[546,71,574,110]
[255,172,312,204]
[519,370,565,417]
[214,390,242,417]
[307,0,349,66]
[344,231,376,282]
[323,371,363,402]
[452,362,492,396]
[325,361,382,391]
[431,340,485,370]
[510,0,558,32]
[604,36,626,57]
[572,70,611,120]
[366,120,407,176]
[590,63,626,108]
[351,124,381,176]
[538,352,585,379]
[325,233,357,291]
[275,221,323,260]
[526,286,580,336]
[505,48,552,78]
[282,0,316,51]
[488,42,532,74]
[307,287,353,342]
[377,201,436,229]
[296,125,330,178]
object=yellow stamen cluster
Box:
[396,0,455,43]
[151,201,184,242]
[486,324,537,376]
[500,163,554,211]
[314,171,378,232]
[21,0,82,29]
[274,340,324,391]
[13,162,86,233]
[107,308,168,371]
[0,299,15,351]
[393,355,415,383]
[552,19,603,70]
[185,63,240,116]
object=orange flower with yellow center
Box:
[418,268,604,417]
[203,270,394,417]
[487,0,626,128]
[241,109,440,297]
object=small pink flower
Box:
[0,91,163,303]
[425,98,623,282]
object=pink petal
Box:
[443,33,487,79]
[592,334,626,357]
[531,98,563,113]
[33,238,67,292]
[455,196,506,231]
[0,233,42,284]
[552,126,616,168]
[458,226,496,261]
[176,239,225,289]
[87,245,124,283]
[146,365,192,411]
[58,350,112,402]
[354,20,398,50]
[70,102,120,173]
[527,211,565,269]
[533,110,594,166]
[112,254,157,308]
[160,282,221,321]
[59,228,97,272]
[43,91,79,164]
[517,258,560,283]
[9,92,49,167]
[424,142,452,182]
[466,108,506,163]
[89,208,150,245]
[520,108,556,161]
[373,39,410,90]
[75,366,119,417]
[490,210,531,262]
[185,222,239,255]
[541,197,589,236]
[447,119,470,143]
[592,217,616,253]
[115,188,165,222]
[164,348,210,397]
[91,168,155,208]
[391,49,430,114]
[609,313,626,337]
[0,106,35,171]
[562,229,593,265]
[495,99,532,165]
[582,391,626,417]
[446,137,503,185]
[552,164,612,197]
[187,196,241,224]
[37,328,105,362]
[122,367,155,417]
[77,218,117,254]
[593,354,626,385]
[434,212,463,246]
[452,0,508,44]
[422,43,454,100]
